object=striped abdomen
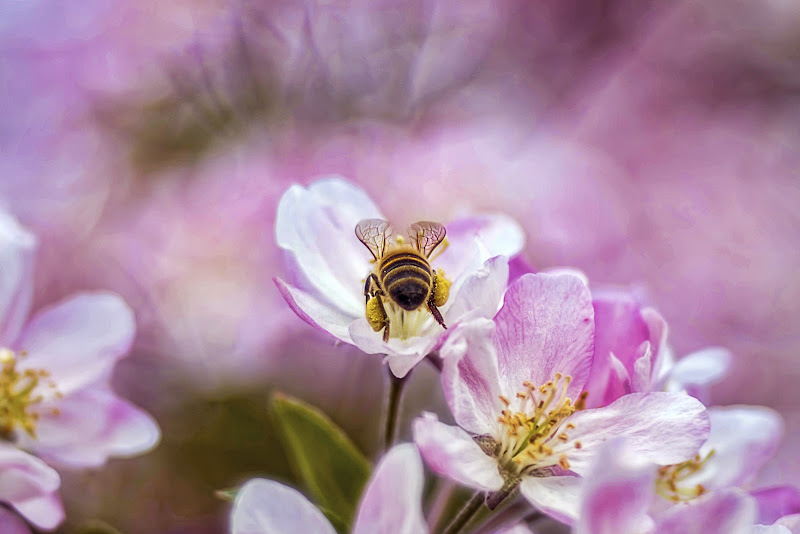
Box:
[379,251,432,311]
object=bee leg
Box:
[382,316,391,343]
[364,273,381,303]
[427,276,447,329]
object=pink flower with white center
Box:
[230,443,426,534]
[584,287,732,409]
[0,211,160,530]
[653,406,783,503]
[576,438,800,534]
[413,272,710,523]
[274,177,523,378]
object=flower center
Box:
[0,348,55,440]
[490,373,588,476]
[655,450,715,502]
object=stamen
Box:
[493,373,588,476]
[558,454,571,470]
[0,348,52,439]
[655,450,715,502]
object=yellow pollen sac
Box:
[493,373,588,476]
[365,296,388,332]
[0,348,48,439]
[655,450,715,502]
[432,269,451,308]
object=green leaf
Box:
[271,393,371,531]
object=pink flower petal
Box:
[413,413,504,491]
[575,439,655,534]
[656,489,756,534]
[684,406,783,492]
[27,389,160,468]
[353,444,426,534]
[231,478,336,534]
[441,318,503,434]
[16,292,134,397]
[557,392,709,475]
[494,273,594,399]
[519,475,582,525]
[641,307,669,383]
[275,177,382,318]
[274,277,355,343]
[584,291,649,408]
[0,444,63,530]
[12,492,64,532]
[753,486,800,525]
[0,210,36,345]
[0,507,32,534]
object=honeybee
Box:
[355,219,451,342]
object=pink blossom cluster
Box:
[1,1,799,531]
[230,178,800,533]
[0,211,159,532]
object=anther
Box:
[574,391,588,411]
[558,454,570,470]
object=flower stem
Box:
[443,491,485,534]
[383,369,407,450]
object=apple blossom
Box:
[414,272,710,523]
[274,176,523,378]
[0,211,160,529]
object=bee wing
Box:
[355,219,396,260]
[408,221,446,258]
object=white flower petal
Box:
[0,444,63,530]
[559,392,709,475]
[685,405,783,491]
[29,388,160,468]
[445,255,509,323]
[440,319,504,434]
[275,277,355,343]
[16,293,134,397]
[353,444,427,534]
[231,479,336,534]
[519,475,582,525]
[275,177,383,317]
[656,489,756,534]
[436,214,524,283]
[348,319,439,378]
[665,347,732,402]
[413,413,504,491]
